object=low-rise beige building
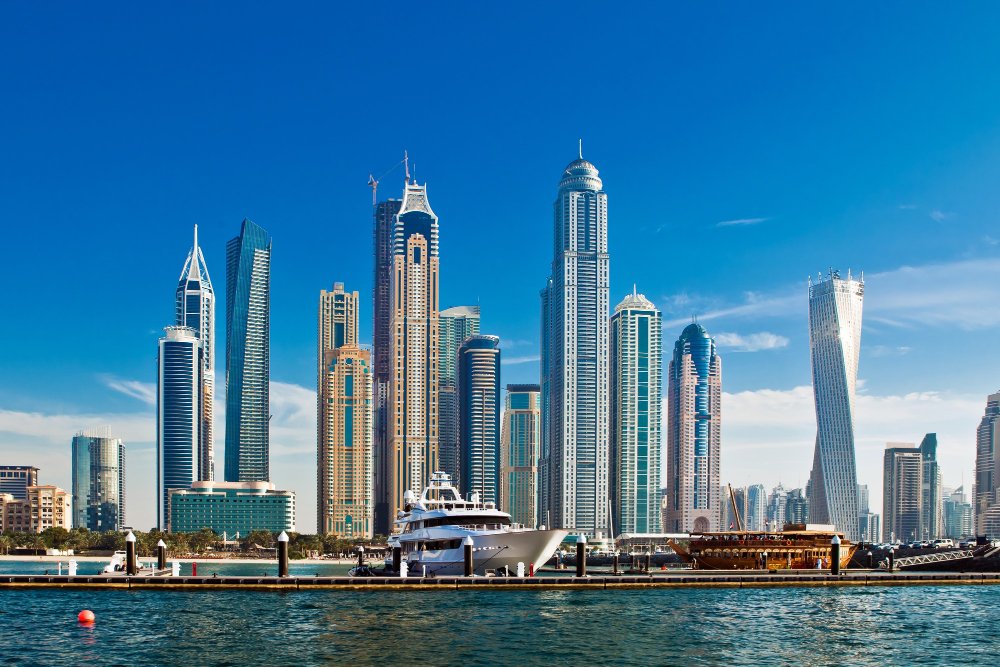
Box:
[1,485,70,532]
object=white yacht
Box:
[386,472,568,576]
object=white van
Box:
[932,539,954,549]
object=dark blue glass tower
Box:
[458,335,501,504]
[224,219,272,482]
[157,327,202,529]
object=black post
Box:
[125,531,137,575]
[762,551,768,570]
[575,534,587,577]
[357,546,365,568]
[830,535,841,575]
[392,546,402,572]
[644,552,651,573]
[156,539,167,570]
[463,536,474,577]
[612,552,619,575]
[277,531,289,577]
[888,548,895,573]
[866,550,873,569]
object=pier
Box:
[3,570,1000,591]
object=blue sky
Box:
[2,3,1000,530]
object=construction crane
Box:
[368,151,410,206]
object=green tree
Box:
[40,526,70,550]
[189,527,217,554]
[242,530,275,552]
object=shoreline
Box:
[0,555,358,565]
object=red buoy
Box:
[77,610,95,623]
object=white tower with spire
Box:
[176,225,216,481]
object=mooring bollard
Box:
[157,539,167,571]
[645,552,651,573]
[277,530,289,577]
[171,561,180,577]
[517,562,525,577]
[612,552,619,574]
[529,562,535,577]
[125,531,138,575]
[68,559,78,576]
[830,535,841,575]
[357,545,365,569]
[392,546,402,572]
[576,534,587,577]
[464,536,475,577]
[57,562,62,576]
[888,548,895,572]
[192,562,197,576]
[400,560,408,578]
[762,551,769,570]
[867,550,873,569]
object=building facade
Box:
[665,323,722,533]
[609,289,662,535]
[767,484,788,530]
[807,270,864,541]
[746,484,767,532]
[175,224,216,481]
[168,481,295,535]
[438,305,481,486]
[389,182,441,518]
[500,384,541,527]
[372,198,403,536]
[882,443,923,542]
[0,466,39,501]
[71,430,126,531]
[919,433,942,540]
[943,487,974,539]
[458,335,501,504]
[157,326,202,530]
[318,345,374,538]
[2,486,71,533]
[975,392,1000,535]
[785,488,809,525]
[225,218,272,483]
[540,152,610,535]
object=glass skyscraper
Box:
[610,289,662,535]
[157,326,202,529]
[175,224,215,481]
[807,269,863,540]
[457,335,501,504]
[71,429,126,531]
[882,442,923,542]
[389,181,440,518]
[665,323,722,533]
[540,151,610,535]
[501,384,541,527]
[224,219,272,483]
[919,433,942,540]
[439,305,480,486]
[975,392,1000,535]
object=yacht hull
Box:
[405,529,568,576]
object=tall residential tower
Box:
[71,429,126,531]
[540,150,610,535]
[439,305,481,486]
[500,384,541,527]
[807,270,863,540]
[157,326,202,529]
[457,335,501,504]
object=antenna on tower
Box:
[404,150,411,184]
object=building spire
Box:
[578,138,583,159]
[404,150,410,184]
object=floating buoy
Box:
[77,610,95,623]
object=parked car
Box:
[932,539,954,549]
[959,538,977,548]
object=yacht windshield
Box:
[424,515,511,528]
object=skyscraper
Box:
[157,326,202,529]
[175,224,216,481]
[225,219,272,483]
[500,384,541,527]
[665,323,722,533]
[439,305,481,485]
[785,488,809,524]
[372,198,402,536]
[318,345,373,537]
[975,392,1000,535]
[389,181,440,517]
[807,269,864,540]
[610,288,662,535]
[71,429,126,531]
[919,433,942,540]
[882,442,923,542]
[540,150,610,535]
[746,484,767,532]
[457,335,501,504]
[767,484,788,530]
[0,466,38,501]
[317,283,362,535]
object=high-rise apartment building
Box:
[372,198,402,536]
[807,270,864,540]
[225,219,272,483]
[439,305,481,486]
[665,323,722,533]
[500,384,541,527]
[610,289,662,535]
[0,466,39,501]
[919,433,942,540]
[71,429,126,531]
[785,488,809,525]
[157,326,203,530]
[176,225,216,481]
[458,335,501,504]
[389,181,441,517]
[767,484,788,530]
[26,486,71,532]
[943,487,974,539]
[882,443,923,542]
[318,345,373,537]
[746,484,767,532]
[540,151,610,535]
[318,283,359,367]
[975,392,1000,535]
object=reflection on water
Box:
[0,586,996,665]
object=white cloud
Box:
[661,289,801,329]
[714,332,790,352]
[721,385,982,519]
[502,355,541,366]
[867,345,912,358]
[101,375,156,406]
[716,217,769,227]
[929,210,955,222]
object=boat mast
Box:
[727,484,745,531]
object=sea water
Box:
[0,585,996,665]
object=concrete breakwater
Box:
[3,570,1000,591]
